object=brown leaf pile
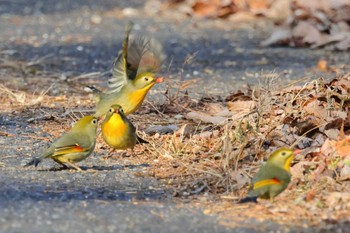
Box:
[137,73,350,200]
[164,0,292,21]
[262,0,350,50]
[166,0,350,50]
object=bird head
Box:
[103,104,125,121]
[72,115,99,134]
[131,72,163,90]
[267,148,300,172]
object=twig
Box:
[0,131,15,137]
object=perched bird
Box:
[24,116,98,171]
[101,104,147,158]
[238,148,300,203]
[94,22,164,118]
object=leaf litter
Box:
[2,66,350,228]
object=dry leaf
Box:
[192,1,221,17]
[206,103,233,117]
[227,100,256,112]
[339,164,350,181]
[317,59,328,71]
[324,129,340,140]
[331,136,350,158]
[186,111,228,125]
[292,21,323,45]
[303,99,328,124]
[175,124,193,141]
[145,125,178,135]
[261,28,292,46]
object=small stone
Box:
[90,14,102,24]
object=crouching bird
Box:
[238,148,300,203]
[101,104,148,158]
[94,22,165,118]
[24,116,98,171]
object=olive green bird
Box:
[94,22,165,118]
[24,116,98,171]
[239,148,300,203]
[101,104,148,158]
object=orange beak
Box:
[293,149,302,155]
[155,76,164,83]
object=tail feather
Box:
[237,196,258,204]
[136,135,149,144]
[84,85,102,94]
[24,157,42,167]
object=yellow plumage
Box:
[94,23,164,118]
[101,105,137,152]
[102,113,131,150]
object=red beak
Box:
[293,149,302,155]
[155,76,164,83]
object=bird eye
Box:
[109,108,113,113]
[120,108,124,113]
[144,77,149,82]
[281,152,286,156]
[92,119,97,124]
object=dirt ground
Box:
[1,1,350,233]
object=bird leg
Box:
[122,148,139,157]
[65,162,83,171]
[103,149,116,159]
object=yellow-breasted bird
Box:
[94,22,164,118]
[24,116,98,171]
[238,148,300,203]
[101,104,147,157]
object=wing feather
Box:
[52,144,86,157]
[108,23,133,94]
[107,23,165,95]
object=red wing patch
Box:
[253,178,281,190]
[53,144,85,157]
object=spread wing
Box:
[107,23,165,95]
[107,23,133,94]
[134,36,164,77]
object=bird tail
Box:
[237,196,258,204]
[84,85,102,103]
[24,157,42,167]
[84,85,102,94]
[136,135,149,144]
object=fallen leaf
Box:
[339,164,350,181]
[317,59,328,71]
[292,21,323,45]
[261,28,292,46]
[324,129,340,140]
[332,136,350,158]
[227,100,256,112]
[186,111,228,125]
[175,124,193,141]
[206,103,233,117]
[145,125,178,135]
[192,1,220,17]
